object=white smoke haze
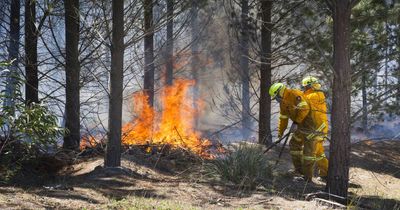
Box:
[352,115,400,142]
[2,0,399,148]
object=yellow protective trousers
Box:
[290,131,328,179]
[315,139,328,177]
[303,137,328,179]
[289,132,304,175]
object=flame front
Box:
[122,91,155,144]
[80,135,98,150]
[122,79,212,157]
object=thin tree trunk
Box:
[105,0,124,167]
[258,0,272,145]
[397,57,400,106]
[240,0,251,140]
[25,0,39,105]
[361,70,368,133]
[4,0,20,115]
[144,0,155,106]
[326,0,353,199]
[165,0,174,85]
[191,0,199,129]
[384,13,389,96]
[397,24,400,106]
[63,0,80,150]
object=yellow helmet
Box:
[269,83,285,99]
[302,76,319,87]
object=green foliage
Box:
[288,0,400,123]
[0,59,15,67]
[0,72,63,147]
[205,143,272,190]
[14,103,62,147]
[0,69,64,182]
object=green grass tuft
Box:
[205,143,272,190]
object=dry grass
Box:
[0,140,399,209]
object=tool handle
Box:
[274,133,291,167]
[263,132,290,154]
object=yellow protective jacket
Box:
[304,85,329,139]
[278,89,311,137]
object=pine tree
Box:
[63,0,81,150]
[105,0,124,167]
[258,0,273,145]
[25,0,39,105]
[325,0,359,198]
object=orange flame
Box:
[122,79,212,158]
[80,135,98,150]
[122,92,155,144]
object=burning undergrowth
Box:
[122,79,218,159]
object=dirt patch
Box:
[0,140,399,209]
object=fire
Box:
[122,92,155,144]
[80,135,98,150]
[122,79,212,158]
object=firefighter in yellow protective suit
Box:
[269,83,317,181]
[301,76,329,179]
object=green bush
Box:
[205,143,272,190]
[0,67,64,182]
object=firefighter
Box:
[269,83,316,181]
[301,76,329,180]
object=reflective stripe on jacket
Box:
[304,87,329,139]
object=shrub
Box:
[0,66,64,182]
[205,143,272,190]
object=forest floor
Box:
[0,140,399,210]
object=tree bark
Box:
[361,70,368,133]
[4,0,20,114]
[105,0,124,167]
[258,0,272,145]
[165,0,174,86]
[326,0,353,199]
[191,0,199,129]
[144,0,155,106]
[25,0,39,105]
[240,0,251,140]
[396,24,400,106]
[63,0,81,150]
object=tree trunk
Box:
[144,0,155,106]
[326,0,353,199]
[191,0,199,129]
[105,0,124,167]
[258,0,272,145]
[240,0,251,140]
[397,57,400,107]
[165,0,174,86]
[361,70,368,133]
[396,24,400,106]
[25,0,39,105]
[63,0,81,150]
[4,0,20,115]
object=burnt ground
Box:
[0,140,399,210]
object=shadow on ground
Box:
[350,140,400,179]
[357,196,400,210]
[61,166,168,201]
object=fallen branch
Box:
[314,198,346,209]
[305,191,347,204]
[174,126,188,148]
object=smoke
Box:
[352,115,400,142]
